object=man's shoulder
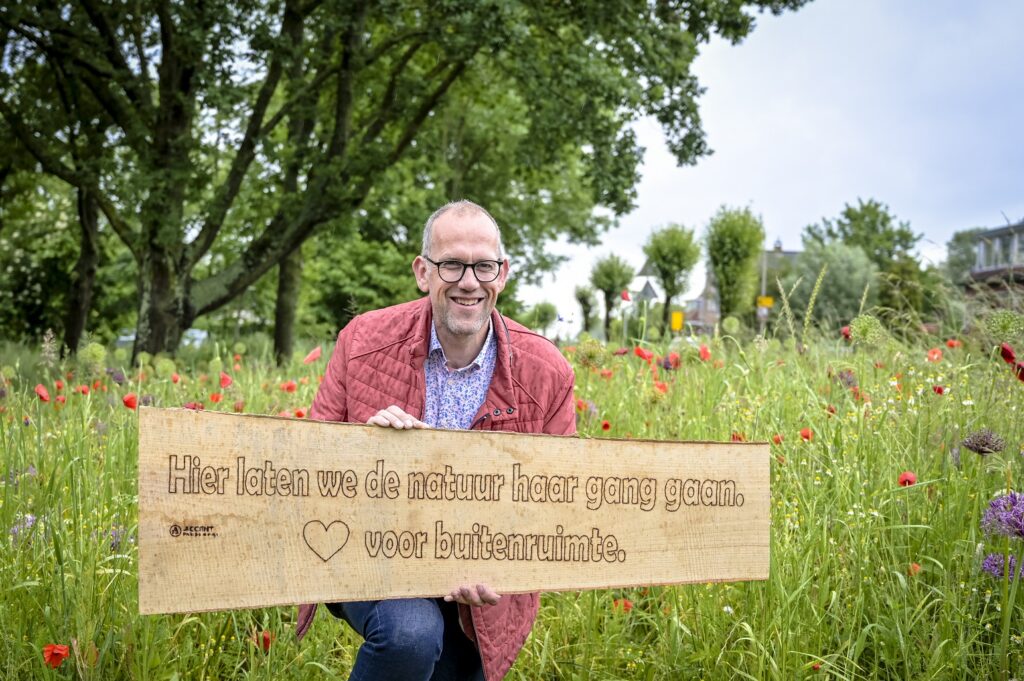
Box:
[342,298,429,354]
[502,316,572,379]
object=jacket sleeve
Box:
[542,367,576,436]
[309,323,354,422]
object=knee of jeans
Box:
[364,604,444,664]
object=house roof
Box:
[975,221,1024,240]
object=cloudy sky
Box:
[517,0,1024,334]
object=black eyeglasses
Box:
[422,256,503,283]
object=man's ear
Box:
[412,256,430,293]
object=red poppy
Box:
[1001,343,1017,365]
[303,346,323,364]
[1014,362,1024,383]
[56,395,66,405]
[233,400,245,413]
[183,401,204,411]
[576,398,587,412]
[840,326,851,341]
[621,290,631,302]
[281,380,297,393]
[654,381,668,394]
[800,427,813,442]
[826,404,837,415]
[812,663,822,671]
[294,408,306,418]
[234,363,242,371]
[772,434,783,445]
[55,379,64,391]
[667,352,680,369]
[34,384,50,402]
[600,369,613,379]
[92,379,102,390]
[731,432,746,442]
[209,392,223,404]
[932,385,945,395]
[634,347,653,362]
[946,339,961,349]
[43,644,69,669]
[233,353,242,362]
[898,470,917,487]
[601,420,611,431]
[171,373,181,384]
[220,372,232,389]
[699,345,711,362]
[252,630,274,653]
[123,393,138,410]
[612,347,628,356]
[612,597,633,612]
[926,348,942,363]
[76,385,90,395]
[908,562,921,576]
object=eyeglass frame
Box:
[421,255,505,283]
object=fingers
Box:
[366,405,428,429]
[443,583,501,606]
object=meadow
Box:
[2,318,1024,680]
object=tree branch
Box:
[184,0,304,270]
[0,97,141,261]
[78,0,155,122]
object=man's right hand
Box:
[366,405,428,429]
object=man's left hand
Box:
[444,583,501,606]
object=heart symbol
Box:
[302,520,350,562]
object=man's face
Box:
[413,209,508,341]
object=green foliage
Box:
[849,314,889,347]
[945,227,986,286]
[590,255,635,341]
[527,302,558,335]
[783,241,879,327]
[804,199,924,314]
[643,224,700,330]
[706,206,764,318]
[574,286,597,336]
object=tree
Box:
[642,224,700,331]
[590,255,635,341]
[528,302,558,337]
[574,285,597,335]
[782,241,878,326]
[706,207,764,319]
[945,227,985,286]
[1,0,809,356]
[804,199,923,313]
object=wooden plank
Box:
[137,408,769,615]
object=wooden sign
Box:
[137,408,769,615]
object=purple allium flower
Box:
[0,386,7,399]
[22,417,31,427]
[982,552,1024,580]
[982,492,1024,539]
[10,513,36,541]
[963,429,1006,456]
[141,394,155,407]
[837,369,858,390]
[107,368,126,385]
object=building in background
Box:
[971,221,1024,300]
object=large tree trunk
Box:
[133,251,191,360]
[663,292,672,334]
[62,187,100,356]
[274,245,303,366]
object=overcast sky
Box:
[517,0,1024,334]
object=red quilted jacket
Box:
[295,296,576,681]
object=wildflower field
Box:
[3,322,1024,680]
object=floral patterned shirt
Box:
[422,321,497,429]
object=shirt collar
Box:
[429,320,494,371]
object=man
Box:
[296,200,576,681]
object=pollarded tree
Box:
[575,285,597,335]
[0,0,809,357]
[706,207,765,319]
[529,302,558,337]
[782,240,878,327]
[643,224,700,332]
[590,255,635,342]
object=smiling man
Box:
[296,200,576,681]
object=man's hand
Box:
[366,405,428,429]
[444,583,501,607]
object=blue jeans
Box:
[326,598,484,681]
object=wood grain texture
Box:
[138,408,769,614]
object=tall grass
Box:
[1,326,1023,679]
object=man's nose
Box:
[457,266,482,288]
